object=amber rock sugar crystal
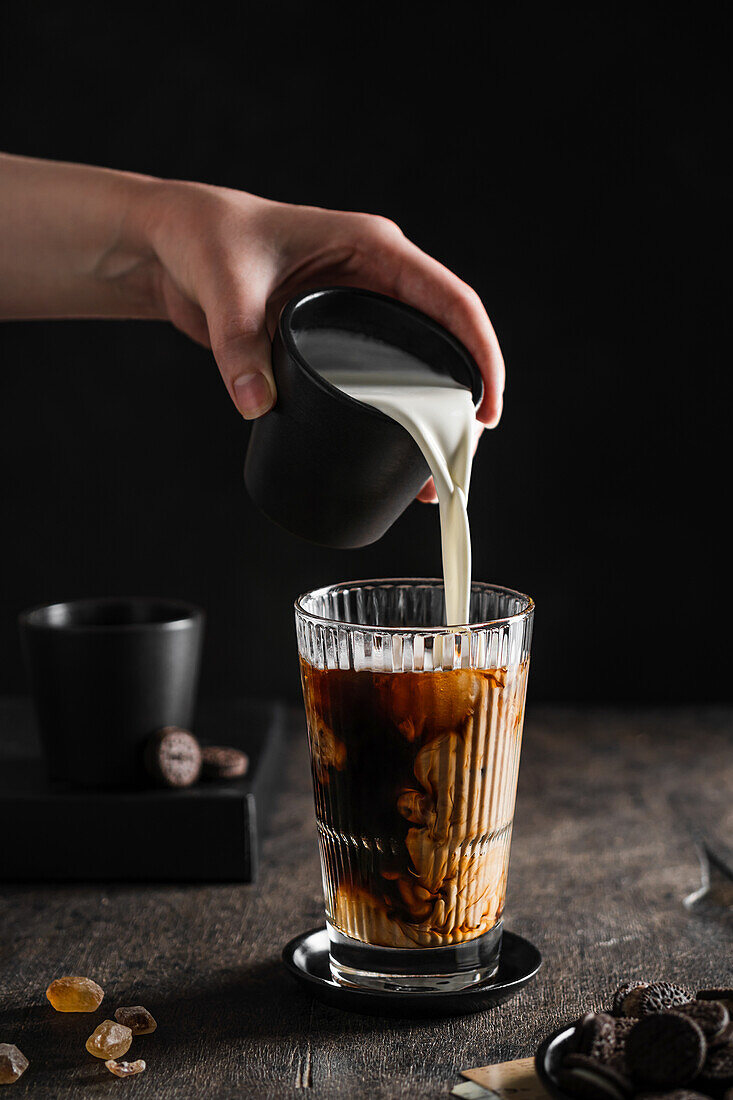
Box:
[46,976,104,1013]
[105,1059,146,1078]
[0,1044,29,1084]
[85,1020,132,1060]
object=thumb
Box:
[206,288,276,420]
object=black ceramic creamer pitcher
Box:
[244,287,483,548]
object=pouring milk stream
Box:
[297,329,478,626]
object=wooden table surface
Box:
[2,705,732,1098]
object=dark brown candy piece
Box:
[201,745,249,781]
[698,1040,733,1088]
[638,981,695,1016]
[573,1013,617,1063]
[613,981,647,1017]
[114,1005,157,1034]
[626,1013,706,1088]
[670,999,729,1040]
[144,726,202,788]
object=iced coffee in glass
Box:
[295,579,533,993]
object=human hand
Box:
[139,181,505,501]
[0,157,504,501]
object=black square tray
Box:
[0,697,285,882]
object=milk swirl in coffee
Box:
[300,660,527,952]
[297,329,476,625]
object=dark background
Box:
[0,4,727,704]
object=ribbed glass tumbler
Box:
[295,579,534,993]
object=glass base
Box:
[327,920,503,993]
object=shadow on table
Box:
[145,957,429,1043]
[0,960,418,1096]
[2,957,463,1050]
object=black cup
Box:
[19,597,204,789]
[244,286,483,548]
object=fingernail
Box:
[233,373,274,419]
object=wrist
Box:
[124,177,276,319]
[95,170,170,320]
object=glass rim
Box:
[294,578,534,634]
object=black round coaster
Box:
[281,926,541,1018]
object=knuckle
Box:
[371,214,404,243]
[454,282,483,314]
[351,212,403,246]
[212,313,258,354]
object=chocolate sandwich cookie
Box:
[613,981,645,1017]
[563,1053,633,1095]
[712,1023,733,1049]
[670,999,730,1041]
[611,1017,636,1047]
[626,1013,706,1088]
[558,1059,632,1100]
[638,981,695,1016]
[144,726,202,788]
[607,1019,634,1073]
[606,1053,630,1077]
[638,1092,712,1100]
[620,983,651,1018]
[572,1013,617,1063]
[698,1040,733,1090]
[699,990,733,1015]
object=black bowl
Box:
[535,1023,579,1100]
[244,286,483,548]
